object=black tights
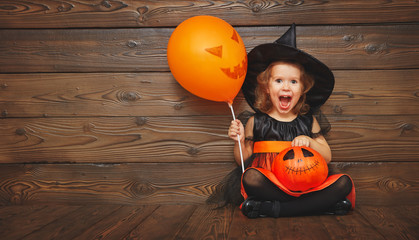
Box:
[242,168,353,217]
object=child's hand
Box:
[292,135,311,147]
[228,119,245,142]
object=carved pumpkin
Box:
[167,16,247,104]
[272,146,328,191]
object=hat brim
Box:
[242,43,334,112]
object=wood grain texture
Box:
[229,209,334,239]
[1,204,417,240]
[334,162,419,206]
[228,209,281,239]
[124,205,196,240]
[0,0,417,28]
[75,205,159,240]
[1,70,418,118]
[0,0,417,226]
[0,115,232,163]
[357,205,419,240]
[0,163,234,205]
[319,209,387,240]
[0,205,81,240]
[175,204,235,239]
[18,205,121,240]
[0,162,417,206]
[1,25,418,73]
[0,72,240,117]
[326,115,419,162]
[0,114,417,164]
[327,70,419,116]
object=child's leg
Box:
[242,168,297,201]
[242,168,352,217]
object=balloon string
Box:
[228,102,245,173]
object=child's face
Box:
[267,63,303,115]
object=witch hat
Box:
[242,24,334,112]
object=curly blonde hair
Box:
[254,60,314,114]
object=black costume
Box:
[208,24,355,218]
[241,111,354,217]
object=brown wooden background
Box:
[0,0,418,206]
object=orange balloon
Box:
[167,16,247,104]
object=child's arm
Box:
[291,116,332,163]
[228,117,254,166]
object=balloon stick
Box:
[228,102,245,173]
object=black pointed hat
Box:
[242,24,334,112]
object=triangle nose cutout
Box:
[205,45,223,58]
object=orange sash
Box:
[253,141,291,153]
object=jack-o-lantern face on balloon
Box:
[167,16,247,103]
[272,146,328,192]
[204,30,247,81]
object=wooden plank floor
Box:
[0,204,417,240]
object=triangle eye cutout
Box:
[302,148,314,157]
[283,149,295,161]
[231,30,239,43]
[205,45,223,58]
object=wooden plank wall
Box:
[0,0,418,206]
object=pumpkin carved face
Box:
[204,29,247,80]
[167,16,247,103]
[272,146,328,191]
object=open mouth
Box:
[279,96,292,109]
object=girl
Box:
[212,24,355,218]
